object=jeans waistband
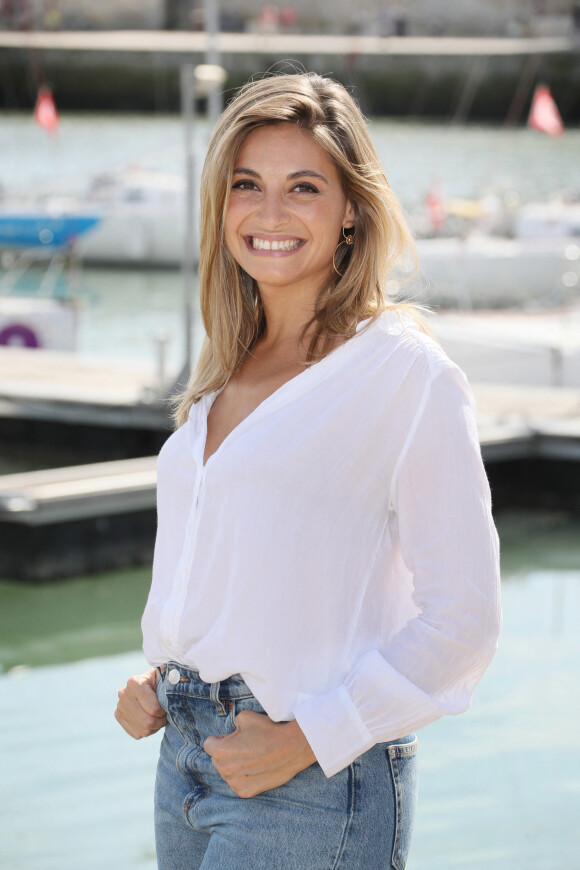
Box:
[160,661,255,701]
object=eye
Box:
[292,182,319,194]
[232,180,259,191]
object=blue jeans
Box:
[155,663,418,870]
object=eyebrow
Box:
[232,167,329,184]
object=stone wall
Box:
[223,0,575,37]
[0,0,164,30]
[1,0,576,36]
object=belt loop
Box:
[210,680,227,716]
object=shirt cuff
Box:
[293,685,375,778]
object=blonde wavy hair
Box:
[174,71,421,425]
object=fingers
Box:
[203,710,261,763]
[115,670,167,740]
[202,712,315,798]
[114,703,165,740]
[203,711,261,789]
[129,671,163,716]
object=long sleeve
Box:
[294,364,502,777]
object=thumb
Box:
[203,733,227,756]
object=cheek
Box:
[223,210,241,253]
[316,202,347,238]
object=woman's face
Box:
[224,123,354,304]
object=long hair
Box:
[174,71,421,425]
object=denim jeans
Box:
[155,663,418,870]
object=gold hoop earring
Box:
[332,226,356,277]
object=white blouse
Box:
[142,311,501,777]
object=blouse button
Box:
[167,668,181,685]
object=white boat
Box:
[414,234,580,308]
[0,252,79,351]
[0,168,187,267]
[77,168,186,266]
[409,188,580,307]
[0,295,77,351]
[514,199,580,239]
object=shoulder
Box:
[351,308,474,417]
[360,308,461,379]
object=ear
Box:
[342,199,355,229]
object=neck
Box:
[256,280,324,352]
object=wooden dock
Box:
[0,456,156,525]
[0,456,159,581]
[476,382,580,458]
[0,347,172,426]
[0,347,175,464]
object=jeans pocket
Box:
[387,736,418,870]
[232,693,267,714]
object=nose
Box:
[256,190,289,228]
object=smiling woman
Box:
[115,72,501,870]
[174,72,420,415]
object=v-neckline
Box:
[199,318,372,468]
[201,363,309,468]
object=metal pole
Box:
[155,329,170,393]
[452,55,488,125]
[181,63,195,380]
[550,346,563,387]
[204,0,222,127]
[504,53,542,128]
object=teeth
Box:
[251,237,302,251]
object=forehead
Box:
[234,123,338,175]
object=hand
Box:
[204,710,316,798]
[115,669,167,739]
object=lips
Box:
[249,236,304,252]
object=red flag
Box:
[34,86,59,134]
[528,85,564,137]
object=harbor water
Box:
[1,509,579,868]
[1,113,580,867]
[3,113,579,206]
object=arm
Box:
[294,366,502,776]
[115,668,167,739]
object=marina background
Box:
[1,4,580,867]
